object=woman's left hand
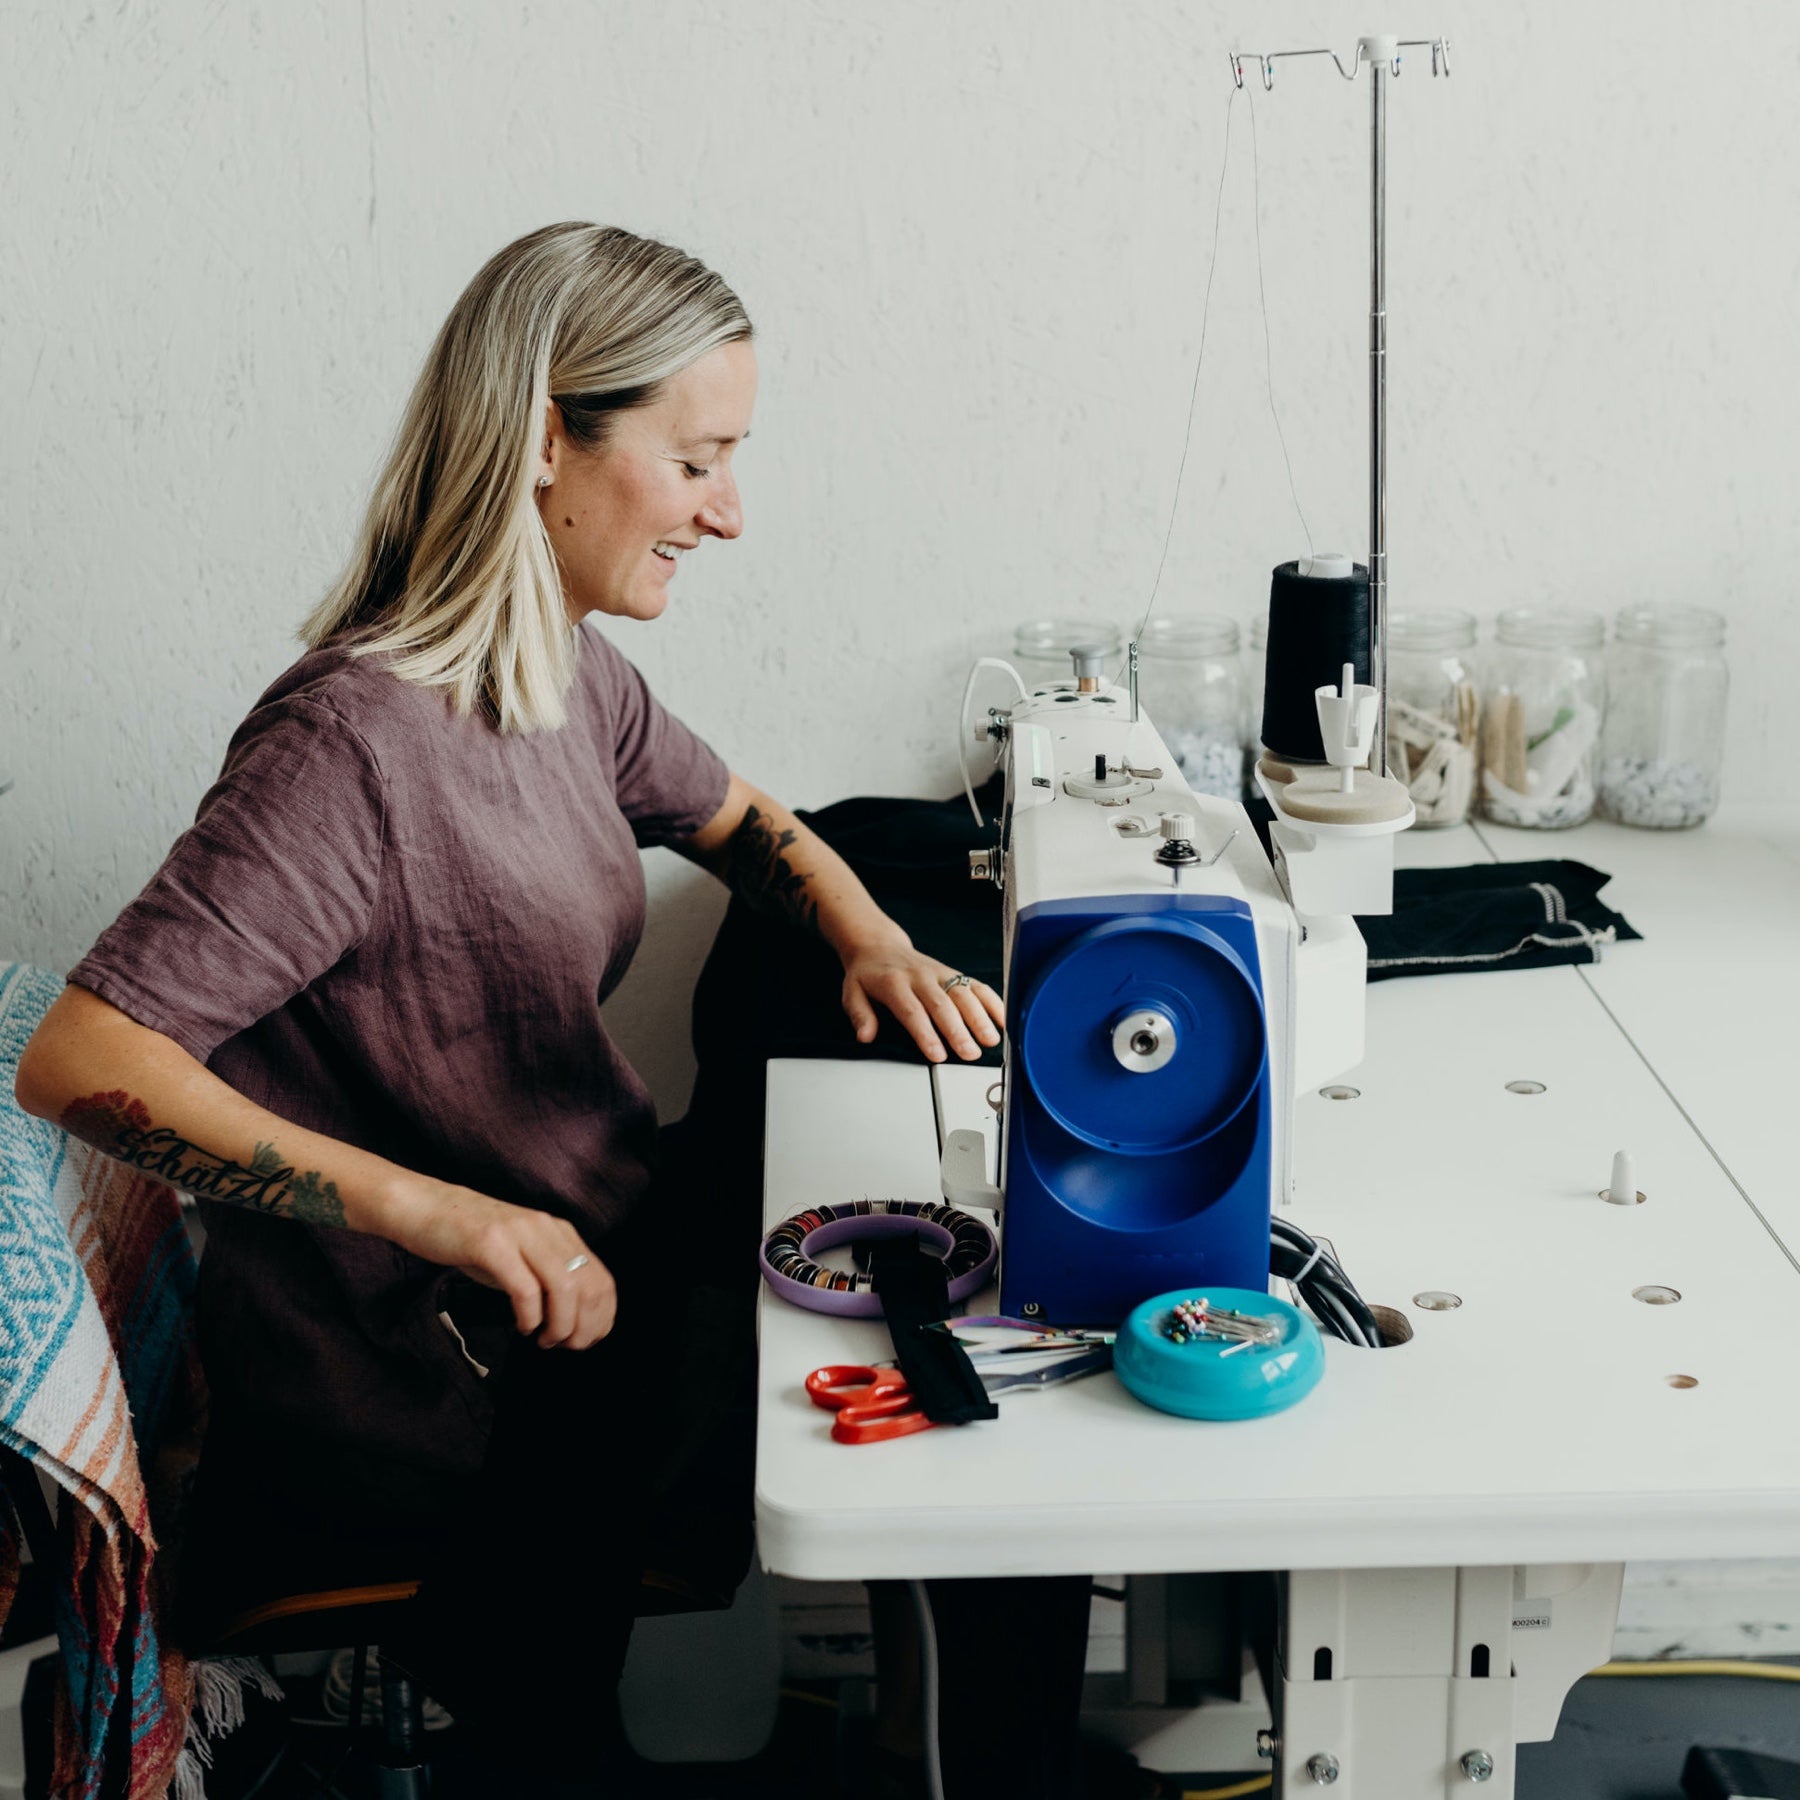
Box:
[839,938,1005,1064]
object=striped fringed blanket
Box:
[0,962,205,1800]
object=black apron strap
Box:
[870,1237,999,1425]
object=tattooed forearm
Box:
[58,1090,348,1227]
[281,1168,346,1224]
[725,803,818,933]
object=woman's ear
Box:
[536,400,561,489]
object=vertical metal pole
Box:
[1368,58,1389,776]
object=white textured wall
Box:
[5,0,1798,1115]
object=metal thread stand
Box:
[1230,36,1450,779]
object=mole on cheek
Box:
[563,517,575,528]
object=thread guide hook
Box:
[1229,38,1451,90]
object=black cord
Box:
[1270,1218,1382,1348]
[1272,1220,1378,1347]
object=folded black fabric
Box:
[1356,859,1641,982]
[871,1237,999,1424]
[687,781,1007,1083]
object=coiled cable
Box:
[1271,1217,1381,1348]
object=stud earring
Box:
[537,475,552,490]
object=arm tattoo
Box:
[59,1090,348,1227]
[725,803,818,934]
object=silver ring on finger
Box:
[940,973,973,991]
[564,1253,590,1275]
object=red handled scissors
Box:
[804,1363,936,1444]
[804,1345,1114,1445]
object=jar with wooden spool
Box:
[1385,608,1479,827]
[1478,608,1606,830]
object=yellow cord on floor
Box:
[1593,1658,1800,1681]
[1180,1779,1271,1800]
[776,1685,842,1710]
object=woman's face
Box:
[539,339,758,624]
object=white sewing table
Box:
[755,806,1800,1587]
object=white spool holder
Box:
[1315,661,1379,792]
[1259,664,1413,917]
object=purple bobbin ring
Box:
[759,1199,999,1318]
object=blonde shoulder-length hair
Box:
[303,222,752,732]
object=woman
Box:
[14,222,1003,1790]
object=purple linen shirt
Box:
[71,621,729,1503]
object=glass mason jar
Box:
[1010,616,1124,693]
[1597,604,1728,829]
[1479,608,1606,829]
[1136,614,1245,799]
[1385,608,1480,828]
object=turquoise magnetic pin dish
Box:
[1113,1286,1325,1420]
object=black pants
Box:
[394,1336,644,1771]
[922,1576,1093,1800]
[393,1255,756,1779]
[393,1316,1090,1796]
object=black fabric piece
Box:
[692,785,1006,1077]
[869,1238,998,1425]
[1356,859,1641,982]
[695,781,1006,1080]
[1682,1743,1800,1800]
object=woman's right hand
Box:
[385,1179,617,1350]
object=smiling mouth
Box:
[652,541,690,564]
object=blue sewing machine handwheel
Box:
[1019,916,1265,1156]
[1113,1287,1325,1420]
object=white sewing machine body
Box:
[989,678,1369,1324]
[995,675,1370,1213]
[923,672,1635,1795]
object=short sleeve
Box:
[71,696,387,1063]
[582,625,730,847]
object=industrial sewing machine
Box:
[967,616,1401,1329]
[955,626,1622,1798]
